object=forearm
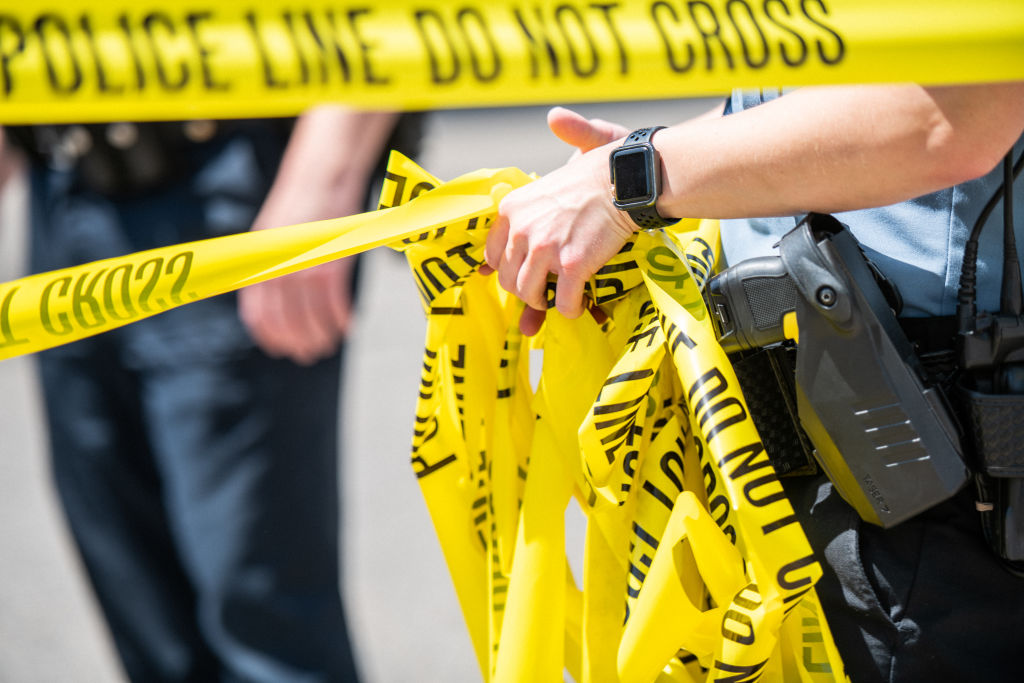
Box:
[254,107,400,227]
[654,82,1024,219]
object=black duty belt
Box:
[7,119,295,198]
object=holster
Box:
[708,214,970,528]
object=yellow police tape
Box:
[0,158,531,359]
[0,150,849,680]
[386,152,848,682]
[0,0,1021,123]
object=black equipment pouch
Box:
[961,391,1024,563]
[707,213,969,527]
[956,151,1024,569]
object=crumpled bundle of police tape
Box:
[382,152,847,683]
[0,150,846,682]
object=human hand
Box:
[238,107,399,363]
[239,256,355,366]
[239,176,362,366]
[484,107,634,335]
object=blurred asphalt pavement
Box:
[0,98,718,682]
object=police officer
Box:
[11,108,421,682]
[485,83,1024,681]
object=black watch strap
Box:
[625,127,663,144]
[630,205,675,230]
[622,127,675,230]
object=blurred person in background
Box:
[4,107,422,682]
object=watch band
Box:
[624,127,663,144]
[630,205,675,230]
[621,127,676,230]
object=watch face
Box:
[612,147,654,205]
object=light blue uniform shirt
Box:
[721,89,1024,318]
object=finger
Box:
[547,106,629,153]
[240,282,292,358]
[265,280,316,362]
[497,237,527,297]
[291,280,339,364]
[238,286,269,348]
[515,250,554,311]
[478,263,494,276]
[320,261,354,338]
[554,273,587,319]
[258,274,328,365]
[485,213,510,270]
[322,288,353,341]
[519,306,547,336]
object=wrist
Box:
[606,186,640,239]
[584,146,637,240]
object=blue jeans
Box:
[29,124,359,682]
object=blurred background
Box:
[0,98,718,682]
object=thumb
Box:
[547,106,629,154]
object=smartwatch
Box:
[609,127,676,230]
